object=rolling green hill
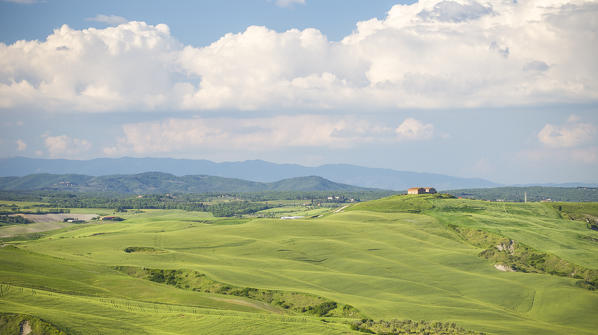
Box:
[0,173,373,194]
[1,194,597,334]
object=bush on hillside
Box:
[0,313,67,335]
[0,215,32,225]
[349,318,485,335]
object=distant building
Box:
[407,187,422,195]
[407,187,437,195]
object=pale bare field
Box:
[14,213,97,223]
[0,222,71,237]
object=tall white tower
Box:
[524,192,527,203]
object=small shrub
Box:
[310,301,337,316]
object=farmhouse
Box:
[407,187,437,195]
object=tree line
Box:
[0,190,397,217]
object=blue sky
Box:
[1,0,597,184]
[0,0,407,45]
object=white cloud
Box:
[86,14,128,26]
[104,115,400,156]
[537,116,596,148]
[16,139,26,151]
[44,135,91,157]
[523,115,598,166]
[395,118,435,141]
[0,22,179,112]
[517,114,598,168]
[275,0,305,8]
[1,0,597,113]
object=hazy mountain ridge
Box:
[0,157,500,190]
[0,172,374,194]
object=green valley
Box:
[1,194,597,334]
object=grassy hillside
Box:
[1,195,597,334]
[0,173,373,194]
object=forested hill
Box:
[0,173,376,194]
[0,157,499,190]
[448,186,598,202]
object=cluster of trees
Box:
[0,188,400,219]
[123,266,351,317]
[207,201,272,217]
[46,193,210,211]
[48,195,270,217]
[0,190,395,204]
[0,190,395,217]
[0,207,69,216]
[0,215,32,225]
[448,186,598,202]
[350,319,486,335]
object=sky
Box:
[0,0,597,184]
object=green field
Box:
[1,195,597,334]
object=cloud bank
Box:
[395,118,435,141]
[523,115,598,164]
[44,135,92,157]
[103,115,429,156]
[538,116,596,148]
[1,0,597,113]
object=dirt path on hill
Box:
[334,205,349,213]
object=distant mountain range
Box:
[0,157,500,190]
[0,173,374,194]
